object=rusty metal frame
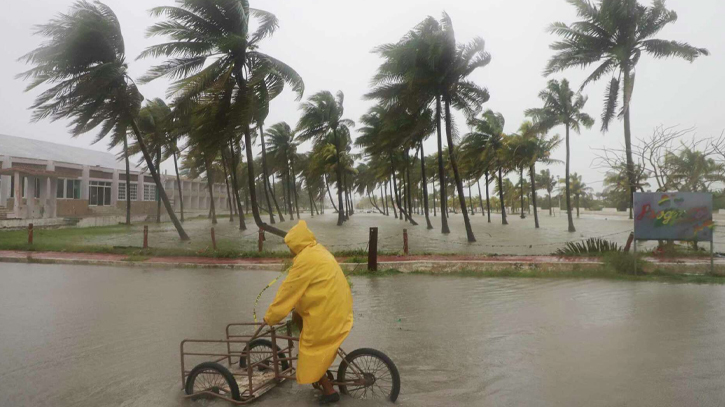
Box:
[180,321,370,405]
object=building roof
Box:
[0,134,141,172]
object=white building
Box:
[0,134,229,221]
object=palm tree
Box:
[562,173,592,218]
[536,169,557,216]
[526,79,594,232]
[665,148,723,192]
[140,0,304,238]
[546,0,709,218]
[464,110,509,225]
[298,91,354,226]
[19,1,189,240]
[266,122,299,220]
[515,121,562,228]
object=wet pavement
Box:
[2,263,725,406]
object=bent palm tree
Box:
[297,91,354,226]
[18,1,189,240]
[140,0,304,238]
[526,79,594,232]
[546,0,708,218]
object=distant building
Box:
[0,134,229,221]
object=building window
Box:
[10,176,14,198]
[57,179,81,199]
[34,178,41,199]
[143,183,157,201]
[89,181,112,206]
[118,183,137,201]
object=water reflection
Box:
[1,264,725,406]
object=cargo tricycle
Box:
[180,321,400,404]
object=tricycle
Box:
[180,321,400,404]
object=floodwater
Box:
[2,263,725,407]
[80,211,652,255]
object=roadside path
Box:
[0,250,721,272]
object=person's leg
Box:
[317,373,340,404]
[318,374,335,396]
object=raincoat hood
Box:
[284,221,317,255]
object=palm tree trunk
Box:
[285,167,294,221]
[623,65,635,220]
[435,96,450,234]
[388,179,397,219]
[432,180,437,217]
[123,135,131,226]
[468,184,474,214]
[325,174,339,213]
[291,158,300,219]
[477,179,485,217]
[129,120,189,241]
[380,184,388,216]
[498,167,507,225]
[391,157,415,224]
[444,95,475,242]
[308,183,314,217]
[241,127,285,237]
[576,194,580,218]
[221,157,234,223]
[203,156,217,225]
[548,190,553,216]
[343,171,350,220]
[172,149,184,223]
[226,143,247,230]
[258,124,275,224]
[565,124,576,232]
[420,143,433,229]
[530,165,539,229]
[485,172,491,223]
[267,175,284,222]
[333,129,345,226]
[519,167,525,219]
[156,146,161,223]
[404,151,416,225]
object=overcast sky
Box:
[1,0,723,192]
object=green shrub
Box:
[555,238,622,255]
[603,252,642,275]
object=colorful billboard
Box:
[634,192,714,241]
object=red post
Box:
[258,228,265,253]
[403,228,409,256]
[143,225,149,249]
[211,227,217,251]
[28,223,33,245]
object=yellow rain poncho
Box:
[264,221,354,384]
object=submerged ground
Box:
[0,211,688,256]
[2,263,725,407]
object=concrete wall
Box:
[57,200,92,217]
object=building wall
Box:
[57,199,92,217]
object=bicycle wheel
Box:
[239,339,289,372]
[337,348,400,402]
[184,362,241,401]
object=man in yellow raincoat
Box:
[264,221,353,404]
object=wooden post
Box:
[258,228,265,253]
[143,225,148,249]
[368,227,378,271]
[403,228,409,256]
[28,223,33,245]
[211,227,217,251]
[624,232,634,253]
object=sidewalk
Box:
[0,250,721,272]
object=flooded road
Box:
[2,263,725,406]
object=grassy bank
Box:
[349,266,725,285]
